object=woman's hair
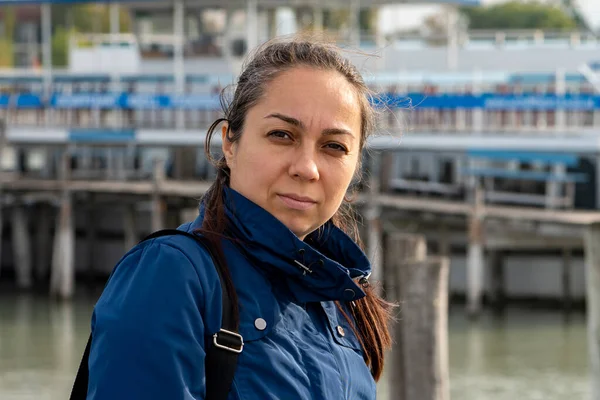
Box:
[198,37,393,381]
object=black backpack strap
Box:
[69,229,241,400]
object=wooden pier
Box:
[3,121,600,398]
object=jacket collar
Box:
[191,186,371,303]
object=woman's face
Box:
[222,66,362,240]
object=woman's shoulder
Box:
[95,227,223,328]
[121,228,220,286]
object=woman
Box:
[86,39,393,400]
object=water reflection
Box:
[448,307,588,400]
[0,291,590,400]
[0,290,93,400]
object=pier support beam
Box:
[50,193,74,299]
[366,153,383,286]
[50,152,74,299]
[152,159,166,232]
[35,204,52,282]
[562,248,572,313]
[11,205,32,289]
[584,222,600,400]
[0,118,5,277]
[0,196,3,278]
[124,204,137,250]
[488,250,505,315]
[467,186,485,318]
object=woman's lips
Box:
[277,194,317,210]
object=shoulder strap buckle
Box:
[213,329,244,354]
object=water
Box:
[0,289,590,400]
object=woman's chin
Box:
[279,217,317,241]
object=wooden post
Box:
[438,224,450,258]
[0,118,5,278]
[488,250,505,315]
[562,248,572,313]
[385,232,427,302]
[366,152,383,286]
[34,203,52,282]
[401,257,450,400]
[152,159,166,232]
[386,233,449,400]
[86,195,97,279]
[50,151,74,299]
[124,204,137,250]
[386,232,450,400]
[11,205,32,289]
[584,222,600,400]
[0,194,3,279]
[467,185,485,318]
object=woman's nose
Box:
[288,148,320,181]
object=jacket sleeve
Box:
[87,241,209,400]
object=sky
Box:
[379,0,600,34]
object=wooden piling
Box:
[152,159,166,232]
[584,222,600,400]
[488,250,505,315]
[11,205,32,289]
[124,204,137,250]
[467,185,485,318]
[35,204,52,282]
[562,248,572,313]
[366,153,383,286]
[0,118,5,277]
[386,232,450,400]
[0,195,3,278]
[401,257,450,400]
[50,151,74,299]
[85,195,97,278]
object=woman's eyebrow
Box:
[264,113,304,129]
[264,113,355,138]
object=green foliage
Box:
[52,4,131,33]
[0,38,14,68]
[0,6,15,67]
[51,26,72,67]
[48,4,132,66]
[460,1,578,30]
[323,8,378,33]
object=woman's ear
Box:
[221,123,234,164]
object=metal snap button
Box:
[254,318,267,331]
[337,326,345,337]
[343,288,356,301]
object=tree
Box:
[49,4,132,67]
[460,1,578,31]
[0,7,15,67]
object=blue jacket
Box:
[87,187,376,399]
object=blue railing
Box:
[3,92,600,111]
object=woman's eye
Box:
[325,143,349,153]
[268,130,292,140]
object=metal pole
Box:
[579,63,600,94]
[0,119,5,278]
[349,0,360,47]
[110,3,120,36]
[41,3,52,125]
[555,68,566,130]
[313,6,323,34]
[110,3,122,127]
[173,0,185,129]
[246,0,258,53]
[446,5,459,70]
